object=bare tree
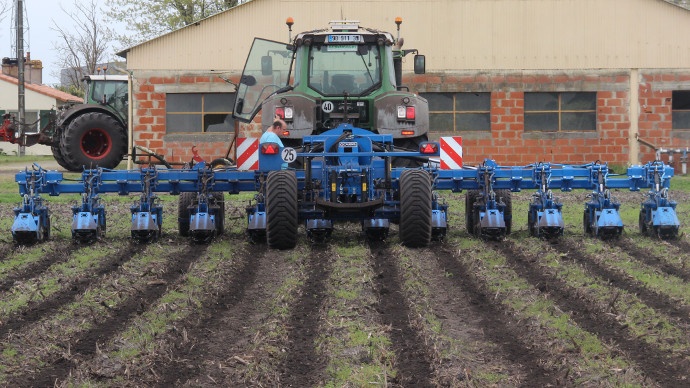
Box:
[52,0,113,93]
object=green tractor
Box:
[52,74,129,171]
[0,74,128,172]
[233,18,428,166]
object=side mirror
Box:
[414,55,425,74]
[261,55,273,76]
[240,75,256,86]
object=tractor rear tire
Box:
[265,170,298,249]
[465,190,480,236]
[496,189,512,235]
[178,192,196,237]
[399,169,432,247]
[51,143,72,171]
[60,112,127,171]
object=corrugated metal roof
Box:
[0,73,83,103]
[121,0,690,72]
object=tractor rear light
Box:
[396,105,406,119]
[397,105,415,121]
[284,106,294,119]
[275,106,294,121]
[419,142,439,154]
[282,130,290,136]
[401,130,415,136]
[406,106,415,120]
[261,142,281,155]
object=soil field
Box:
[1,171,690,387]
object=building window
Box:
[672,91,690,130]
[421,92,491,132]
[166,93,236,133]
[524,92,596,131]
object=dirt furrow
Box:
[0,241,141,339]
[553,238,690,326]
[432,244,557,386]
[278,244,331,387]
[369,241,434,388]
[611,238,690,282]
[0,243,79,292]
[153,244,269,387]
[13,244,206,387]
[499,240,689,386]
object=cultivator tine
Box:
[12,166,51,245]
[71,170,107,244]
[189,211,216,243]
[130,169,163,243]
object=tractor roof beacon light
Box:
[286,17,294,41]
[395,16,402,42]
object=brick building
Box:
[117,0,690,168]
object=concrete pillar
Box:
[629,68,640,165]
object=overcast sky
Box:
[3,0,123,86]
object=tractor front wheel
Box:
[399,169,432,247]
[265,170,299,249]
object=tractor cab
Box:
[82,74,129,121]
[233,18,429,167]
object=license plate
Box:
[327,34,363,43]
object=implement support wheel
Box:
[399,169,432,247]
[465,190,480,236]
[265,170,299,249]
[178,192,196,237]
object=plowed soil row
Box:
[369,241,434,387]
[10,243,206,387]
[1,190,689,387]
[426,244,558,386]
[493,239,689,386]
[0,240,142,339]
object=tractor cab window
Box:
[89,80,128,113]
[308,43,381,96]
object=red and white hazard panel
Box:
[440,136,463,170]
[236,137,259,171]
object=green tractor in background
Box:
[0,74,128,172]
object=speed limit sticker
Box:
[321,101,334,113]
[281,147,297,163]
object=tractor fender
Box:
[57,104,125,129]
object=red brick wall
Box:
[132,72,261,164]
[131,69,690,168]
[408,70,690,167]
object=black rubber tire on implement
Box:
[265,170,299,250]
[211,192,225,236]
[178,192,196,237]
[638,209,647,236]
[527,209,535,237]
[399,169,433,247]
[583,209,592,235]
[496,189,512,235]
[60,112,127,171]
[392,134,429,168]
[465,190,480,236]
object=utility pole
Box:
[15,0,26,156]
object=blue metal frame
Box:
[12,124,681,245]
